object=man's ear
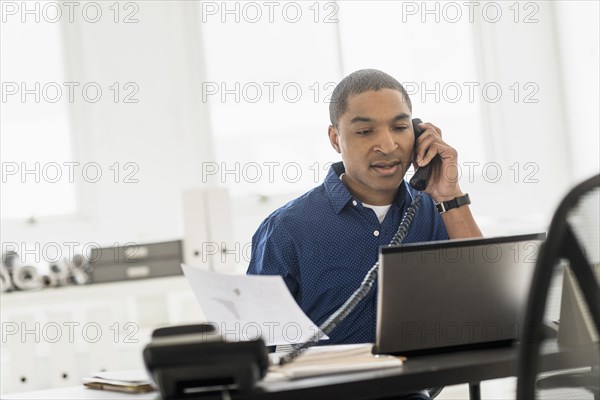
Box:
[328,125,341,153]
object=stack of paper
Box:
[82,370,155,394]
[266,344,403,380]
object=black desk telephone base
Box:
[143,324,269,399]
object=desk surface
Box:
[5,340,598,400]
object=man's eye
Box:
[356,130,372,136]
[394,126,408,131]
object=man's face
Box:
[328,88,414,205]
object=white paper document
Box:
[85,369,150,384]
[267,344,403,380]
[181,264,325,346]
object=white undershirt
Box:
[362,203,392,224]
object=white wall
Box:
[554,1,600,182]
[465,1,571,235]
[2,1,599,268]
[3,2,215,249]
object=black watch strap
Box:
[436,193,471,213]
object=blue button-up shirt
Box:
[247,162,448,344]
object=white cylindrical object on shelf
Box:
[0,264,13,292]
[12,264,43,291]
[49,258,70,287]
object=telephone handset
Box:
[409,118,437,191]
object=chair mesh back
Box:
[559,188,600,345]
[517,175,600,400]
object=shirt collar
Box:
[324,161,410,214]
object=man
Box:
[248,69,482,346]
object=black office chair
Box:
[517,174,600,400]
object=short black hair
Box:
[329,69,412,126]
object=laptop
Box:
[374,233,546,356]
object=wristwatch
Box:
[436,193,471,214]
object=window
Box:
[199,1,485,198]
[337,1,486,164]
[199,1,343,196]
[1,15,76,220]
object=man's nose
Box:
[375,129,398,154]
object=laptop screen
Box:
[375,233,546,355]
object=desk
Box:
[5,340,598,400]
